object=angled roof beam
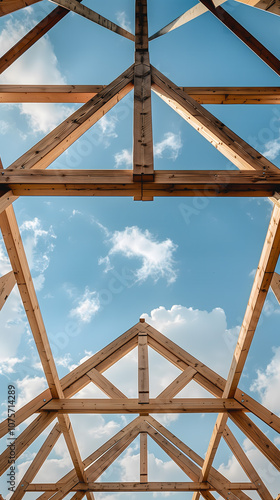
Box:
[0,5,74,75]
[0,270,16,310]
[223,425,273,500]
[49,0,135,41]
[6,66,133,171]
[10,423,61,500]
[0,0,42,16]
[151,66,280,173]
[133,0,154,181]
[270,271,280,303]
[199,0,280,77]
[149,0,226,40]
[235,0,280,16]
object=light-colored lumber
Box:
[140,433,148,482]
[0,6,70,74]
[157,366,197,398]
[225,204,280,397]
[10,423,61,500]
[0,85,105,103]
[26,482,257,492]
[7,67,133,171]
[149,0,225,40]
[271,271,280,304]
[236,0,280,14]
[0,0,41,16]
[0,270,16,310]
[0,412,56,476]
[223,425,273,500]
[0,206,63,398]
[151,66,280,173]
[138,331,149,403]
[86,368,127,398]
[2,85,280,104]
[133,0,153,181]
[199,0,280,77]
[50,0,134,40]
[39,398,244,413]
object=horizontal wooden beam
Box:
[1,170,280,208]
[1,85,280,103]
[39,398,244,413]
[26,482,257,492]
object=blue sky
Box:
[0,0,280,498]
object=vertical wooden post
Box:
[140,432,148,482]
[133,0,154,182]
[138,319,149,403]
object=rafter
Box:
[271,271,280,303]
[50,0,135,40]
[0,0,41,16]
[0,270,16,310]
[236,0,280,14]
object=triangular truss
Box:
[0,319,279,499]
[0,0,280,498]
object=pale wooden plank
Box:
[11,423,61,500]
[51,0,134,40]
[140,433,148,482]
[151,66,280,173]
[138,331,149,403]
[270,271,280,304]
[157,367,197,399]
[86,368,127,398]
[235,0,280,14]
[0,270,16,310]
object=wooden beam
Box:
[235,0,280,15]
[0,6,71,75]
[86,368,127,398]
[0,0,41,16]
[0,412,56,476]
[26,482,257,492]
[270,271,280,304]
[50,0,134,40]
[39,398,244,413]
[7,66,133,171]
[140,433,148,482]
[133,0,153,181]
[0,270,16,310]
[151,66,280,173]
[10,423,61,500]
[2,170,280,213]
[157,367,197,399]
[199,0,280,77]
[223,425,273,500]
[138,328,149,403]
[2,85,280,104]
[149,0,225,40]
[225,204,280,398]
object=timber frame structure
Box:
[0,0,280,498]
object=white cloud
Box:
[250,346,280,414]
[0,120,10,134]
[116,11,132,32]
[154,132,182,160]
[263,137,280,161]
[0,14,71,134]
[100,226,177,284]
[69,287,100,323]
[16,375,47,410]
[114,132,182,169]
[142,304,240,377]
[20,217,56,291]
[0,357,26,376]
[114,148,132,168]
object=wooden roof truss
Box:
[0,0,280,498]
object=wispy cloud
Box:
[250,346,280,414]
[116,11,132,32]
[20,217,56,291]
[0,14,71,134]
[114,132,182,168]
[70,287,100,323]
[100,226,178,284]
[262,137,280,161]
